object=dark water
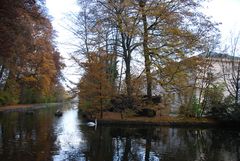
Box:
[0,104,240,161]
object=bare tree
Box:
[221,32,240,105]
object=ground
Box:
[0,104,34,112]
[94,112,218,126]
[0,104,218,126]
[0,103,61,112]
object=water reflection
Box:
[53,108,85,161]
[81,126,240,161]
[0,106,58,161]
[0,104,239,161]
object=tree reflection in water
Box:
[0,105,240,161]
[80,125,240,161]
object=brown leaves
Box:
[79,51,116,111]
[0,0,64,103]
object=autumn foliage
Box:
[79,52,116,118]
[0,0,65,105]
[73,0,219,117]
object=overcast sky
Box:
[46,0,240,87]
[204,0,240,40]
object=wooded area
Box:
[71,0,240,121]
[0,0,65,105]
[1,0,240,121]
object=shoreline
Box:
[83,112,240,128]
[97,118,240,128]
[0,102,64,113]
[82,112,220,127]
[97,119,219,127]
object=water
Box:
[0,104,240,161]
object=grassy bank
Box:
[0,102,64,112]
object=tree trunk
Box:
[118,57,124,93]
[0,65,5,80]
[125,55,132,97]
[100,82,103,119]
[140,1,152,98]
[121,32,132,97]
[235,78,239,105]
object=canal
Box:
[0,103,239,161]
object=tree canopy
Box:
[0,0,65,105]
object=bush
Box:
[0,91,19,106]
[179,96,202,117]
[137,108,156,117]
[192,96,202,117]
[203,84,224,113]
[210,103,240,121]
[20,88,39,104]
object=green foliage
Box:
[0,79,20,106]
[79,100,92,111]
[203,84,225,111]
[20,88,40,104]
[0,91,19,106]
[205,86,240,121]
[192,96,202,117]
[210,103,240,121]
[180,96,202,117]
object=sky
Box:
[46,0,240,88]
[46,0,81,88]
[203,0,240,40]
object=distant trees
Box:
[0,0,65,105]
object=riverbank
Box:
[84,112,219,127]
[0,102,64,112]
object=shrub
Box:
[179,96,202,117]
[202,84,225,114]
[0,91,19,106]
[210,103,240,121]
[136,108,156,117]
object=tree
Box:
[79,51,116,118]
[136,0,219,98]
[0,0,64,105]
[73,0,141,97]
[72,0,219,115]
[221,33,240,105]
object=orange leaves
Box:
[79,52,116,111]
[0,0,64,104]
[22,75,37,82]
